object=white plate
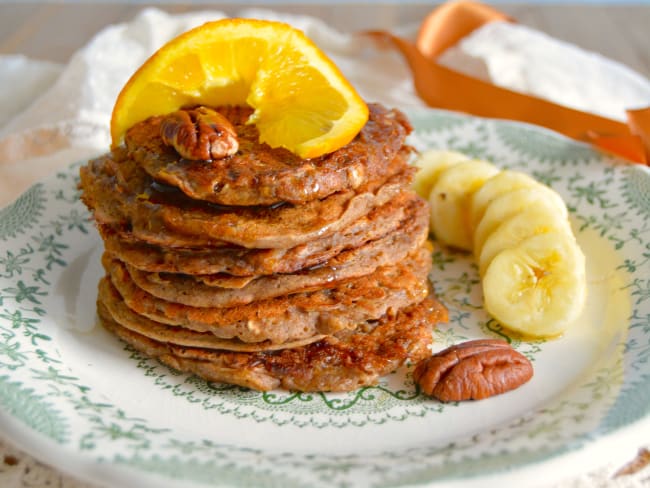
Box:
[0,108,649,488]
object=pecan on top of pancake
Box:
[159,107,239,161]
[125,103,412,207]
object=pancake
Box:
[79,100,445,393]
[126,104,413,206]
[97,287,326,352]
[100,190,421,276]
[100,276,326,344]
[80,151,413,249]
[123,200,429,307]
[104,249,432,341]
[99,296,447,392]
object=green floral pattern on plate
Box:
[0,183,46,240]
[0,109,648,487]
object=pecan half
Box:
[160,107,239,161]
[413,339,533,402]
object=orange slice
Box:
[110,18,369,158]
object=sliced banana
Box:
[411,149,470,200]
[482,231,586,338]
[477,204,573,276]
[429,159,499,250]
[469,170,540,232]
[474,186,569,259]
[415,147,587,339]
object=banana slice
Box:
[469,170,540,231]
[482,231,586,338]
[477,205,573,276]
[474,186,569,258]
[429,159,499,250]
[412,149,470,200]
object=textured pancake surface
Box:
[126,104,413,206]
[79,102,445,393]
[104,246,432,342]
[99,296,447,392]
[80,151,412,249]
[100,191,421,276]
[123,198,429,307]
[97,285,326,352]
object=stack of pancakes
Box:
[79,103,447,392]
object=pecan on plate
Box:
[413,339,533,402]
[160,107,239,161]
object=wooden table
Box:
[0,2,649,487]
[1,2,650,80]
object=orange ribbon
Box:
[371,0,650,164]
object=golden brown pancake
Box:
[100,191,422,276]
[80,151,412,249]
[123,202,429,307]
[99,296,447,392]
[99,277,325,345]
[104,249,432,342]
[126,104,413,206]
[79,101,445,393]
[97,286,326,352]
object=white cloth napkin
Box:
[438,21,650,121]
[0,7,649,487]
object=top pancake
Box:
[80,150,412,249]
[125,103,412,206]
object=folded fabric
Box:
[438,21,650,122]
[0,9,229,163]
[381,0,650,163]
[0,55,62,128]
